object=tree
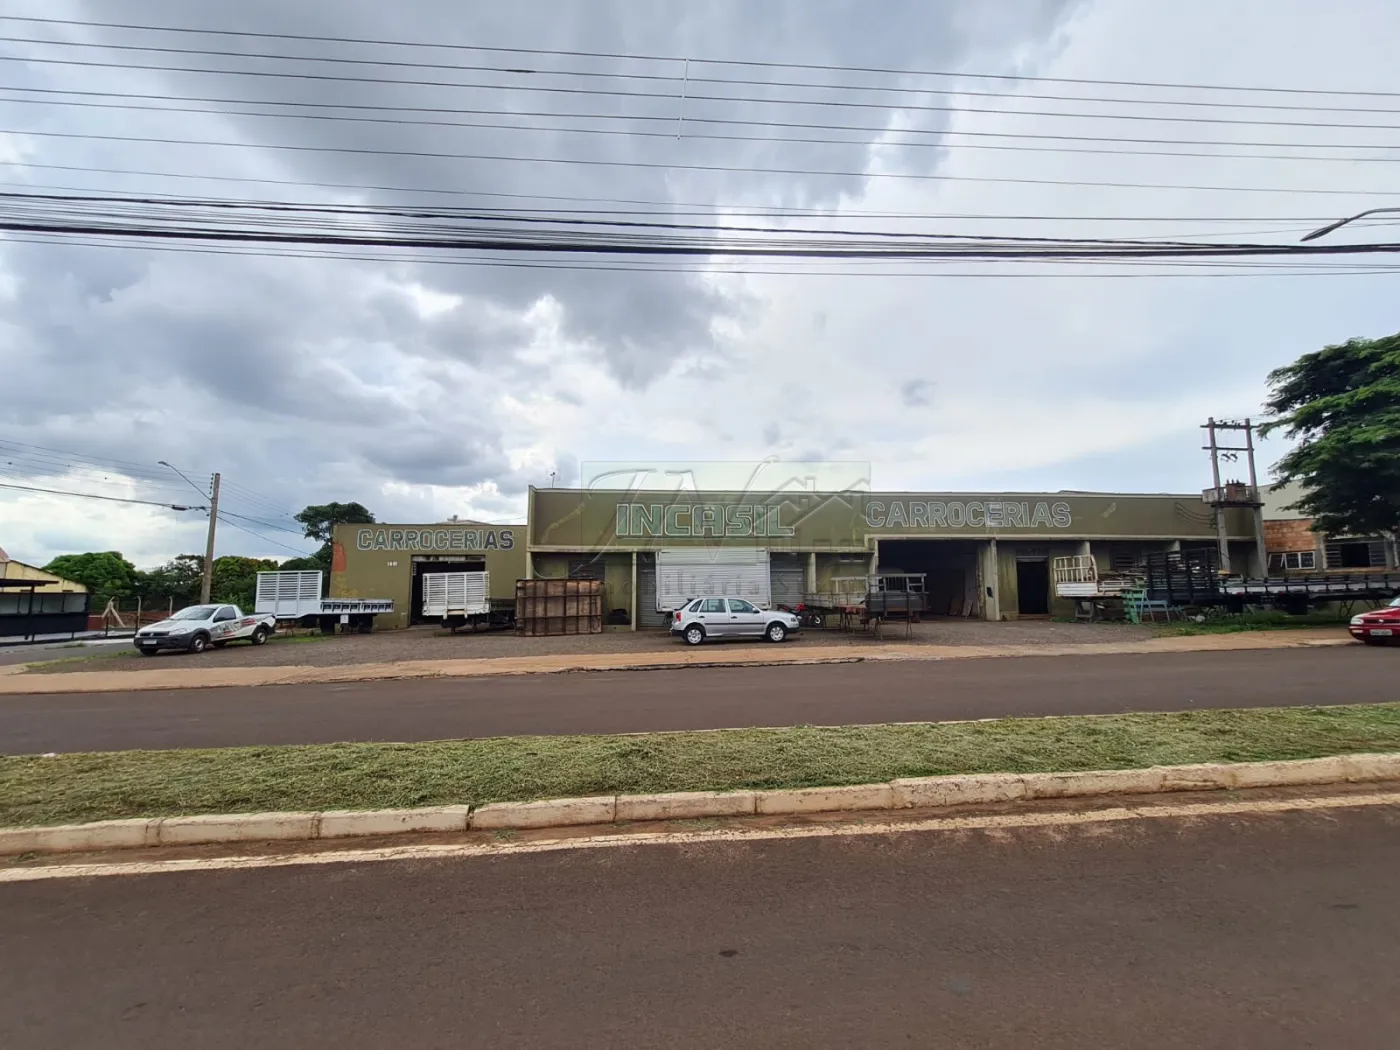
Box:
[210,555,279,609]
[42,552,138,604]
[294,501,375,570]
[1261,332,1400,546]
[136,555,204,610]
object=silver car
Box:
[669,597,801,646]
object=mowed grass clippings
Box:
[4,703,1400,827]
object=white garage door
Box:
[656,548,771,612]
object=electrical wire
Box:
[9,127,1400,198]
[5,13,1395,100]
[215,514,316,556]
[0,480,207,509]
[11,52,1400,132]
[7,33,1400,117]
[6,92,1400,166]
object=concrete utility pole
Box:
[1202,419,1267,576]
[200,473,221,604]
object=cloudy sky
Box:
[1,0,1398,568]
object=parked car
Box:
[1350,598,1400,645]
[133,604,276,655]
[670,597,801,646]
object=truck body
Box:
[422,571,514,632]
[254,571,394,634]
[133,603,276,655]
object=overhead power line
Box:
[6,32,1400,116]
[5,93,1400,166]
[3,13,1395,99]
[10,127,1400,197]
[0,480,206,510]
[0,160,1362,224]
[5,190,1400,259]
[11,52,1400,133]
[12,230,1399,279]
[215,514,315,556]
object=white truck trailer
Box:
[422,571,514,632]
[254,571,394,634]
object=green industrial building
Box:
[331,488,1259,629]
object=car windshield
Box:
[1390,597,1400,609]
[171,605,217,620]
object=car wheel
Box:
[766,622,788,643]
[250,626,270,646]
[188,633,210,654]
[684,624,705,646]
[808,613,824,629]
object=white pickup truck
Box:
[133,603,277,655]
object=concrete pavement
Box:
[0,627,1351,693]
[1,646,1394,754]
[4,795,1398,1048]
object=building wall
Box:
[529,488,1256,550]
[330,522,528,630]
[1265,518,1319,555]
[0,560,87,593]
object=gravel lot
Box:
[17,619,1163,674]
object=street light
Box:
[1301,207,1400,242]
[159,461,221,605]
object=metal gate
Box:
[769,553,805,609]
[636,553,668,628]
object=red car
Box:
[1350,598,1400,645]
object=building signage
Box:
[616,503,795,538]
[356,527,515,552]
[865,500,1073,530]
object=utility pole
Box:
[201,472,220,604]
[1202,419,1267,576]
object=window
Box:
[688,599,705,612]
[214,607,238,622]
[1268,551,1316,572]
[701,599,726,613]
[1111,550,1143,573]
[727,599,757,614]
[1325,539,1385,569]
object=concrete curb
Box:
[5,752,1399,857]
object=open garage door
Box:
[876,540,979,617]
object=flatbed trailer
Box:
[255,571,394,633]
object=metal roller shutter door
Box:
[769,553,806,609]
[636,553,668,628]
[655,548,771,611]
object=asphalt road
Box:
[2,647,1395,754]
[5,799,1400,1048]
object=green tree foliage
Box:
[41,551,138,604]
[294,501,375,570]
[137,555,204,610]
[278,556,323,572]
[210,555,280,609]
[1261,332,1400,540]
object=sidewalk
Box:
[0,629,1352,694]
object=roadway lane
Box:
[4,800,1400,1048]
[2,646,1396,754]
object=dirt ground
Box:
[18,619,1166,674]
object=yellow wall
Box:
[0,560,88,593]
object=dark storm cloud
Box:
[0,0,1076,534]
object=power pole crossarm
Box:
[201,472,220,604]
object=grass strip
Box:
[4,703,1400,828]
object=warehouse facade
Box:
[330,521,527,630]
[328,490,1259,629]
[525,488,1260,627]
